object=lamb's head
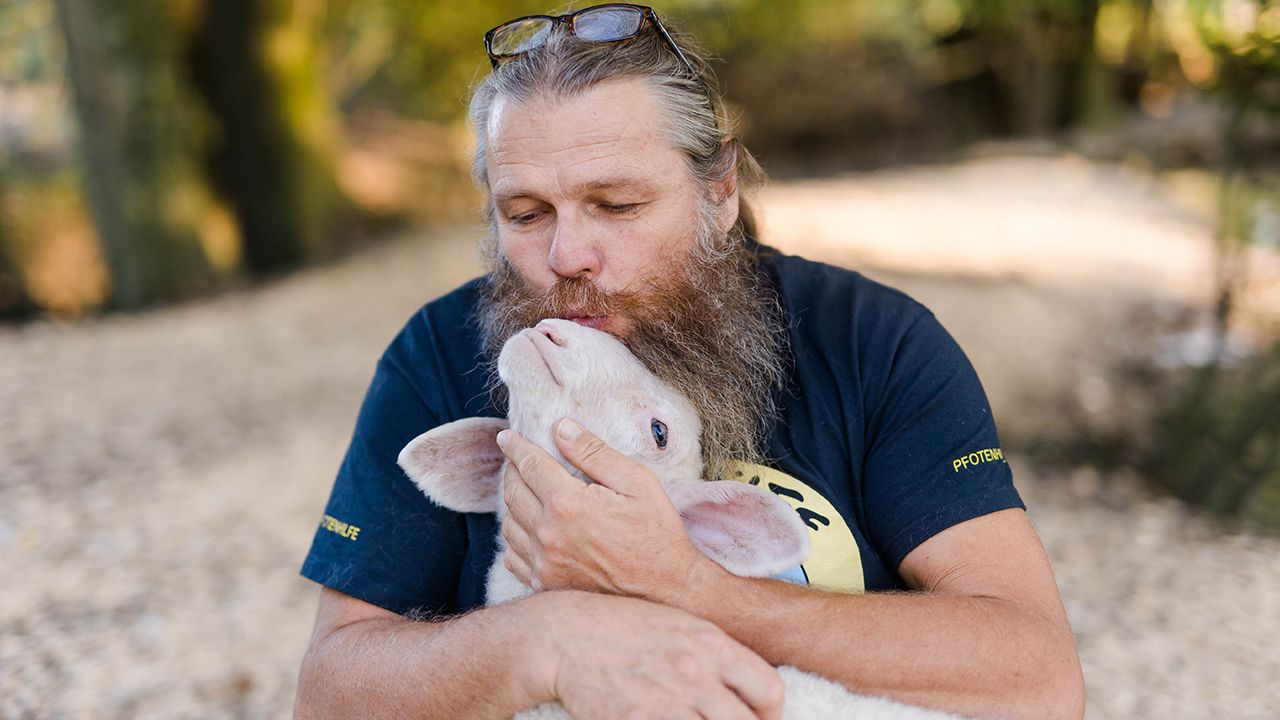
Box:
[397,319,810,583]
[498,319,703,489]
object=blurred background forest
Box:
[3,0,1277,309]
[1,1,1279,718]
[4,0,1277,531]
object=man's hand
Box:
[530,590,785,720]
[497,417,710,598]
[297,588,784,720]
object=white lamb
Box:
[398,318,960,720]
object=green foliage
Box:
[2,0,1277,316]
[1183,0,1280,116]
[317,0,1119,160]
[0,0,60,84]
[1153,342,1280,534]
[324,0,552,121]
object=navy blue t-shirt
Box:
[300,247,1023,615]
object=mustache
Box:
[502,273,671,322]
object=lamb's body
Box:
[399,319,961,720]
[518,667,958,720]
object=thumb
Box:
[555,418,651,496]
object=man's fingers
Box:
[496,429,577,501]
[502,463,544,529]
[500,515,536,588]
[502,537,533,586]
[501,513,536,564]
[693,686,760,720]
[717,646,786,720]
[554,418,646,495]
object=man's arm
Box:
[294,586,785,720]
[499,421,1084,719]
[294,587,551,719]
[652,509,1085,719]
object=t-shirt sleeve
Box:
[300,354,470,616]
[860,310,1024,571]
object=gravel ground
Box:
[3,156,1277,719]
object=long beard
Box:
[475,228,789,482]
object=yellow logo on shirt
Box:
[952,447,1005,473]
[320,514,361,541]
[725,461,864,594]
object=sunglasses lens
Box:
[574,6,643,42]
[490,17,553,57]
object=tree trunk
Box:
[1070,0,1124,131]
[188,0,346,276]
[53,0,216,310]
[0,181,38,319]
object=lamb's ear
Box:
[397,417,509,513]
[666,481,811,577]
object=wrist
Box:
[644,551,731,611]
[512,591,583,707]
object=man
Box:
[295,5,1084,719]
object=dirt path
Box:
[2,155,1277,719]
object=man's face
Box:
[476,75,787,480]
[484,76,703,337]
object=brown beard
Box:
[475,230,789,482]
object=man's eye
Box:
[600,203,638,214]
[509,211,543,225]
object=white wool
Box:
[516,666,961,720]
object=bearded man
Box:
[295,6,1084,719]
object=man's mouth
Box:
[561,314,608,330]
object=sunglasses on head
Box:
[484,3,698,80]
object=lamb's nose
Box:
[536,320,567,347]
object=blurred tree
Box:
[1192,0,1280,350]
[189,0,347,274]
[962,0,1107,134]
[314,1,1140,168]
[0,180,38,319]
[1150,0,1280,533]
[53,0,217,310]
[6,0,1274,318]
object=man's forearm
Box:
[296,587,790,720]
[662,567,1083,719]
[294,597,551,720]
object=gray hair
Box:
[466,17,765,255]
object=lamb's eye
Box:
[650,419,668,449]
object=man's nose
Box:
[547,211,602,280]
